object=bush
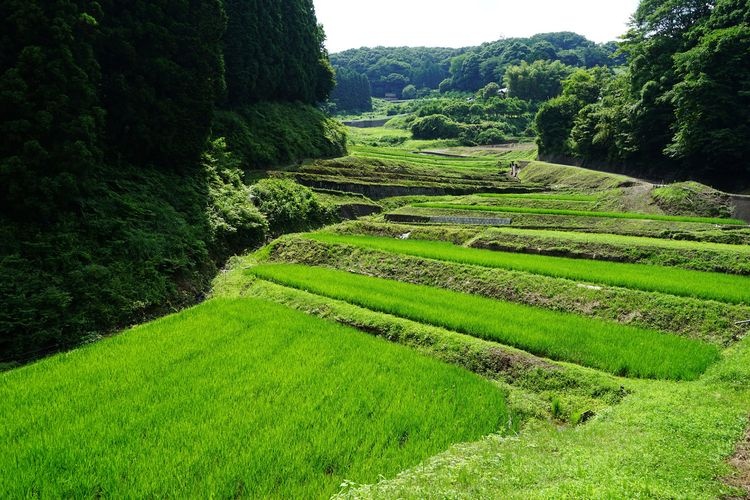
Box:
[411,114,462,139]
[251,179,338,235]
[214,102,347,168]
[476,128,507,145]
[204,139,269,258]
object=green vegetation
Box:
[473,227,750,274]
[0,0,344,361]
[330,33,621,98]
[249,264,719,380]
[214,102,346,168]
[272,234,747,344]
[477,193,599,202]
[0,298,509,498]
[537,0,750,188]
[338,338,750,498]
[651,181,733,218]
[250,179,337,235]
[305,233,750,304]
[414,202,746,225]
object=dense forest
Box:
[0,0,344,362]
[328,32,623,107]
[534,0,750,187]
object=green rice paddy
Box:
[414,202,747,225]
[306,233,750,304]
[249,264,720,380]
[0,298,509,498]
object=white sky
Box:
[313,0,641,53]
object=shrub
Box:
[250,179,338,235]
[411,114,462,139]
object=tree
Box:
[401,84,417,100]
[329,68,372,112]
[535,95,579,156]
[504,60,574,101]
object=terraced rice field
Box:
[306,233,750,304]
[414,202,747,225]
[0,299,508,498]
[249,264,719,380]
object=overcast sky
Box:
[313,0,641,53]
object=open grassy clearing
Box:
[472,227,750,275]
[249,264,719,380]
[414,202,747,225]
[270,235,748,345]
[306,233,750,305]
[0,298,509,498]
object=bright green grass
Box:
[307,233,750,305]
[249,264,719,380]
[476,193,599,202]
[414,202,747,225]
[483,227,750,255]
[0,298,509,498]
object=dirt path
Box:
[726,422,750,499]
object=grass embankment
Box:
[307,234,750,305]
[413,202,747,225]
[477,193,599,202]
[473,227,750,274]
[0,298,509,498]
[249,264,719,380]
[337,338,750,498]
[517,161,632,190]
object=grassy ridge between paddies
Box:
[476,193,599,202]
[248,264,719,380]
[307,233,750,305]
[0,298,509,498]
[414,202,747,225]
[474,227,750,274]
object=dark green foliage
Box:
[410,114,462,140]
[214,102,347,168]
[568,0,750,185]
[414,97,533,138]
[504,60,575,102]
[0,0,103,223]
[250,179,337,235]
[96,0,226,170]
[222,0,334,106]
[330,33,621,97]
[1,0,341,361]
[535,96,579,156]
[329,68,372,113]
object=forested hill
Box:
[533,0,750,188]
[330,32,623,97]
[0,0,345,363]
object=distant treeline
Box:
[0,0,344,361]
[329,32,623,106]
[534,0,750,187]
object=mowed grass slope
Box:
[249,264,719,380]
[414,202,747,225]
[0,298,509,498]
[307,233,750,304]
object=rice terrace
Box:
[3,0,750,498]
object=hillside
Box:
[0,0,345,363]
[4,126,750,495]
